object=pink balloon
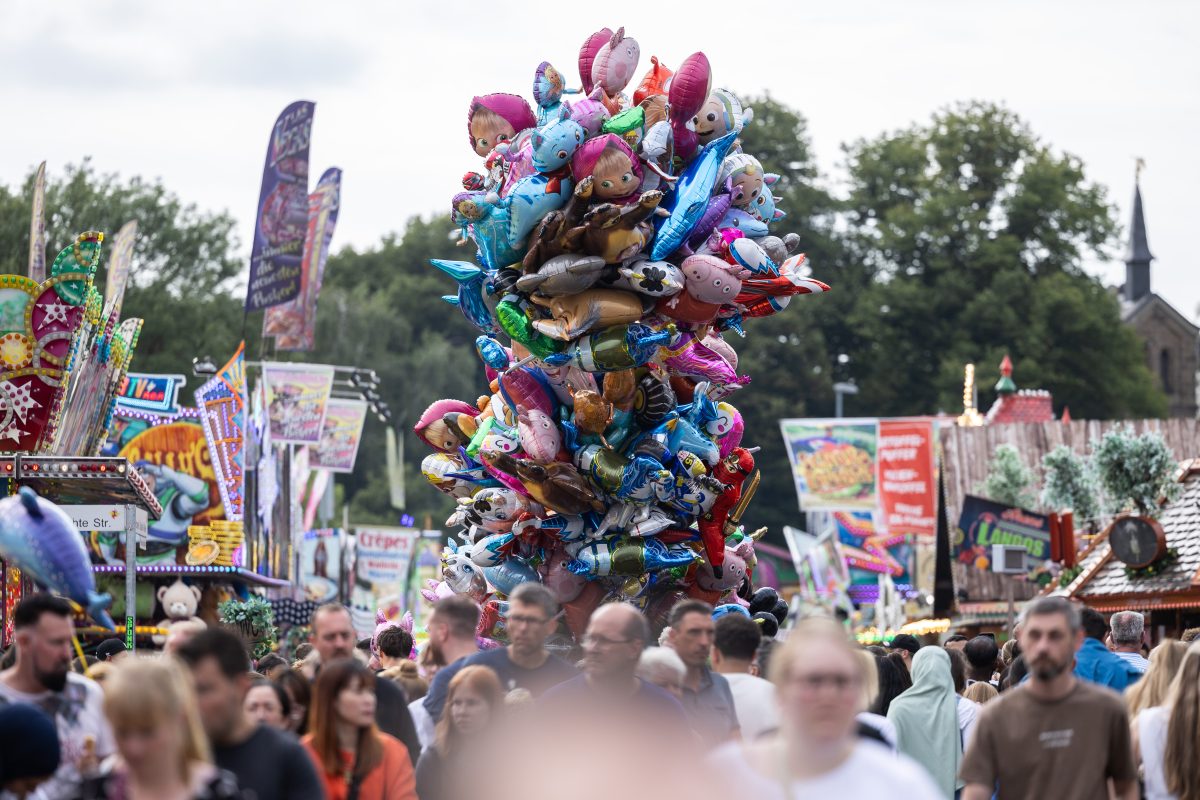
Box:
[577,28,613,95]
[669,52,712,162]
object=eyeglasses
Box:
[791,672,861,692]
[582,634,633,648]
[507,614,550,627]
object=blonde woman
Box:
[710,619,942,798]
[1127,641,1187,722]
[962,681,998,705]
[80,657,242,800]
[1135,642,1200,800]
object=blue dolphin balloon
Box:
[431,259,500,336]
[652,130,739,260]
[0,487,115,629]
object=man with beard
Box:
[0,594,113,800]
[309,603,421,766]
[960,597,1137,800]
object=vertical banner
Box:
[350,527,420,635]
[386,427,406,510]
[309,398,367,473]
[28,161,46,283]
[779,418,879,511]
[262,363,334,444]
[264,167,342,350]
[299,528,341,603]
[194,343,247,521]
[103,220,138,319]
[876,418,937,537]
[245,101,315,311]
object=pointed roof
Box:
[994,354,1016,395]
[1126,183,1154,265]
[1061,406,1071,424]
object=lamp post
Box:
[833,381,859,418]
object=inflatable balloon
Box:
[0,487,115,629]
[419,27,834,649]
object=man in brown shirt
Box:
[960,596,1137,800]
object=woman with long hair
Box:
[244,679,291,731]
[870,652,912,716]
[708,618,942,797]
[1135,642,1200,800]
[274,668,311,735]
[1127,641,1188,721]
[415,665,505,800]
[302,658,416,800]
[80,657,242,799]
[855,650,897,750]
[887,646,962,799]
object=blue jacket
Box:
[1073,637,1132,692]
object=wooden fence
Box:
[941,418,1198,604]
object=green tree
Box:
[1040,445,1100,522]
[0,161,252,375]
[1092,427,1180,515]
[977,443,1037,508]
[839,102,1166,419]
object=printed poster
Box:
[876,418,937,537]
[309,398,367,473]
[779,418,878,511]
[245,100,315,311]
[954,494,1051,568]
[349,527,422,635]
[299,528,342,604]
[262,362,333,444]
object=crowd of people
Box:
[0,588,1198,799]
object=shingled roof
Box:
[985,355,1056,425]
[1058,464,1200,610]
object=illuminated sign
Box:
[115,373,187,416]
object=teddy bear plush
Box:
[152,579,202,645]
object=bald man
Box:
[541,604,686,722]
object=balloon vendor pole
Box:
[124,510,136,653]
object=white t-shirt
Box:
[956,695,981,750]
[722,673,779,741]
[856,711,898,751]
[409,696,435,751]
[710,738,943,799]
[0,672,114,800]
[1137,705,1176,800]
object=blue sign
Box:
[115,373,187,415]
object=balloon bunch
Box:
[418,26,829,639]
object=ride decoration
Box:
[419,27,830,638]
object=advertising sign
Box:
[779,418,878,511]
[877,419,937,537]
[262,362,334,444]
[954,494,1052,568]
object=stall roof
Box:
[1059,463,1200,603]
[2,456,162,518]
[92,564,290,589]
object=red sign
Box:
[877,419,936,537]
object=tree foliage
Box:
[1040,445,1100,522]
[1092,427,1181,516]
[977,443,1037,508]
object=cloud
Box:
[186,33,366,89]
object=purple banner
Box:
[245,101,315,311]
[263,167,341,349]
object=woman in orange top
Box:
[302,658,417,800]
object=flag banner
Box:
[779,418,878,511]
[349,526,423,635]
[103,220,138,319]
[309,397,367,473]
[245,101,315,311]
[28,161,46,282]
[877,418,937,537]
[194,343,247,521]
[264,167,341,349]
[386,426,406,510]
[262,362,333,444]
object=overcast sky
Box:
[2,1,1196,322]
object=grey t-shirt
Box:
[213,724,322,800]
[679,667,740,746]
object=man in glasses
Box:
[460,582,577,696]
[541,603,686,722]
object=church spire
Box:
[1125,161,1153,303]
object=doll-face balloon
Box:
[593,148,639,200]
[471,112,516,158]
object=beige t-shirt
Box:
[959,680,1136,800]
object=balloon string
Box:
[71,630,91,679]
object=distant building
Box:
[1119,179,1199,418]
[986,354,1055,425]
